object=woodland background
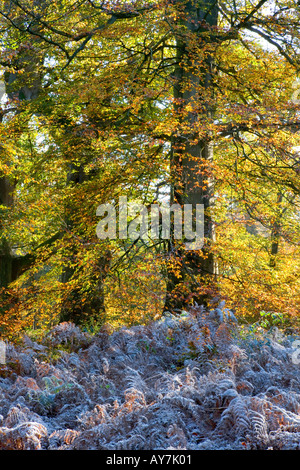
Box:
[0,0,299,338]
[1,0,300,452]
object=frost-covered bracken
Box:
[0,306,300,450]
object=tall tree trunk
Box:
[0,175,14,287]
[165,0,219,311]
[269,192,283,268]
[0,38,42,288]
[59,162,111,325]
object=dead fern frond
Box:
[0,422,48,450]
[110,434,146,450]
[216,396,251,438]
[248,409,268,447]
[167,424,187,449]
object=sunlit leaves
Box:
[0,0,300,336]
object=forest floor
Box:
[1,305,300,450]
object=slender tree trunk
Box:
[0,176,14,287]
[0,39,42,288]
[269,192,283,268]
[165,0,219,311]
[60,162,111,325]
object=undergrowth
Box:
[0,303,300,450]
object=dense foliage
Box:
[0,0,300,338]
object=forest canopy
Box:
[0,0,300,338]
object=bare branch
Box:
[87,0,156,18]
[235,0,270,29]
[61,14,118,70]
[219,118,300,138]
[0,8,71,59]
[246,25,298,69]
[8,0,76,39]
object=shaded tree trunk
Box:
[0,7,43,288]
[165,0,219,311]
[269,192,283,268]
[59,162,111,325]
[0,176,14,288]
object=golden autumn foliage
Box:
[0,0,300,339]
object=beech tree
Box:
[0,0,300,335]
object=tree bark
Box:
[165,0,219,311]
[269,192,283,268]
[0,8,43,287]
[59,161,111,325]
